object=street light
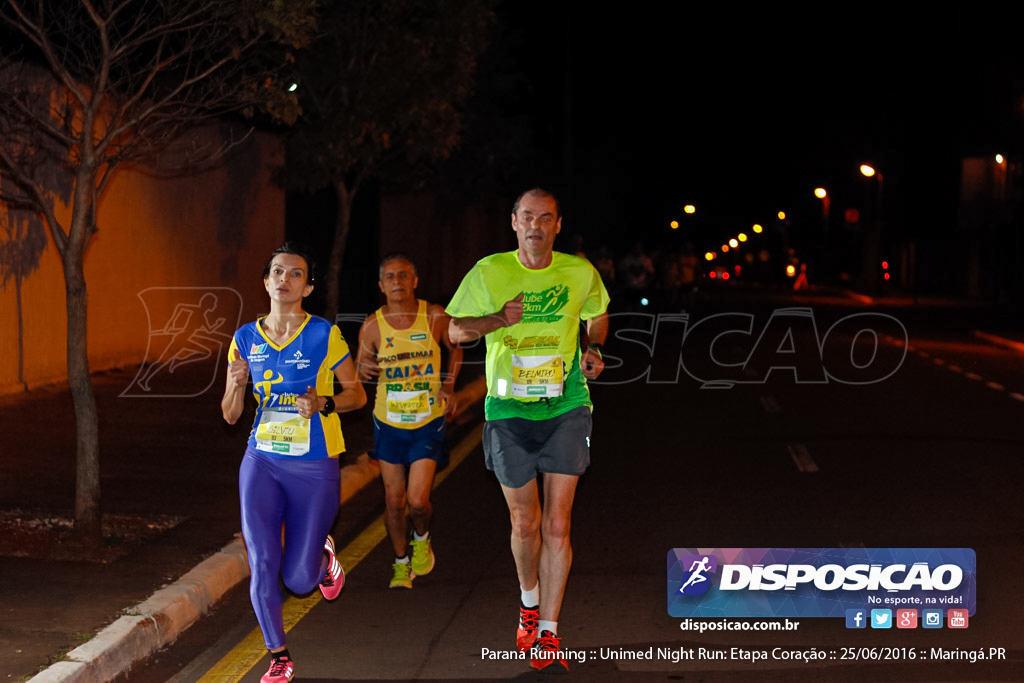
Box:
[859,163,884,296]
[814,187,831,278]
[995,154,1007,201]
[814,187,830,227]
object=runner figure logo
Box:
[678,554,717,595]
[122,287,242,398]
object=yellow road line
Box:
[198,423,483,682]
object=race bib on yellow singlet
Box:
[510,354,564,398]
[386,390,431,424]
[255,410,311,456]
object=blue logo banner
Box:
[667,548,976,618]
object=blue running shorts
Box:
[371,414,448,467]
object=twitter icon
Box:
[870,609,892,629]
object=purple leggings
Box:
[239,447,340,649]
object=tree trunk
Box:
[323,181,355,322]
[64,164,102,544]
[64,249,101,543]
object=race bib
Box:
[255,409,311,456]
[386,389,431,424]
[510,354,563,398]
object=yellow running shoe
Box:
[389,560,414,589]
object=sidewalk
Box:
[0,361,484,683]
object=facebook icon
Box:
[845,609,867,629]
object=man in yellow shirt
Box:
[358,255,462,588]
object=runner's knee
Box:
[542,512,572,543]
[385,490,408,513]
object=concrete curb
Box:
[30,541,250,683]
[28,376,487,682]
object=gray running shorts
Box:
[482,405,592,488]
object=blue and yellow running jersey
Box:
[228,314,350,459]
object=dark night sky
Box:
[493,5,1024,256]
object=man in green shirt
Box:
[447,188,609,673]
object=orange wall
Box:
[0,130,285,395]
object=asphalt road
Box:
[117,287,1024,682]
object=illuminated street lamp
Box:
[859,163,884,296]
[995,154,1007,201]
[814,186,830,232]
[814,187,831,278]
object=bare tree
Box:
[285,0,493,320]
[0,0,317,544]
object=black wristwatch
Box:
[586,343,604,359]
[320,395,336,416]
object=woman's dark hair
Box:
[262,242,317,283]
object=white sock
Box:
[395,555,410,564]
[521,584,539,609]
[538,620,557,636]
[413,530,429,541]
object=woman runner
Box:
[221,243,366,683]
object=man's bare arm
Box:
[586,312,608,346]
[448,294,524,344]
[581,312,609,380]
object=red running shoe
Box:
[516,603,540,652]
[530,630,568,673]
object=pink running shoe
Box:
[319,535,345,600]
[261,654,294,683]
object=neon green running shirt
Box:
[446,251,610,421]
